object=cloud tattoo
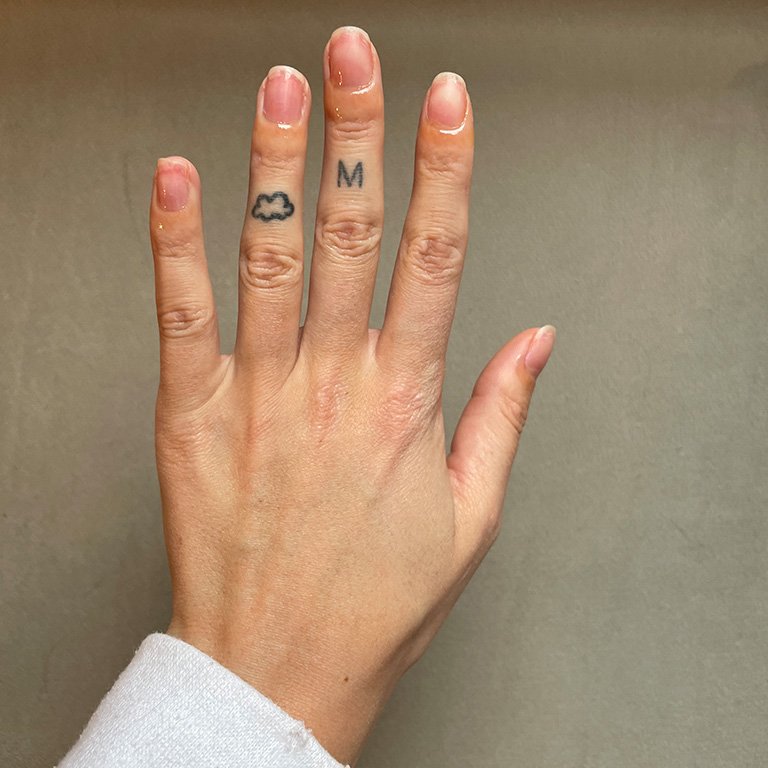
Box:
[251,191,295,222]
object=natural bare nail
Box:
[262,66,306,125]
[156,158,189,212]
[328,27,374,90]
[524,325,557,376]
[426,72,467,131]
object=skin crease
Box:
[149,26,555,767]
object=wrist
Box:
[167,619,400,766]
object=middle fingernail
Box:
[328,26,374,90]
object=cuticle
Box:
[437,111,469,135]
[349,76,376,94]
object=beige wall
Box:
[2,2,767,766]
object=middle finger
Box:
[301,26,385,361]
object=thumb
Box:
[448,325,556,561]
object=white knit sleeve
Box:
[57,632,348,768]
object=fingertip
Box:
[156,156,202,186]
[156,155,189,175]
[330,24,371,41]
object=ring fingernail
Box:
[426,72,467,130]
[263,66,306,124]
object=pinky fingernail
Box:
[524,325,556,376]
[156,157,189,212]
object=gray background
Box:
[2,1,767,766]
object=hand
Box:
[149,25,555,766]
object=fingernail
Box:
[328,26,374,90]
[262,66,306,124]
[524,325,556,376]
[156,157,189,212]
[426,72,467,130]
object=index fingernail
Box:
[426,72,467,130]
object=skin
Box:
[149,25,555,767]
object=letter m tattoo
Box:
[337,160,364,188]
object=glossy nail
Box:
[524,325,556,376]
[426,72,467,130]
[156,157,189,212]
[328,26,374,90]
[263,66,306,124]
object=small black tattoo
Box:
[337,160,363,188]
[251,191,295,221]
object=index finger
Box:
[376,72,474,390]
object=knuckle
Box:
[497,392,528,436]
[250,148,302,176]
[157,304,215,339]
[401,231,464,285]
[329,118,376,142]
[239,240,302,290]
[156,407,216,463]
[154,235,198,261]
[375,374,439,444]
[316,216,382,263]
[417,149,469,185]
[306,376,347,443]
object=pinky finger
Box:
[150,156,221,410]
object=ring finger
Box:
[234,65,311,384]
